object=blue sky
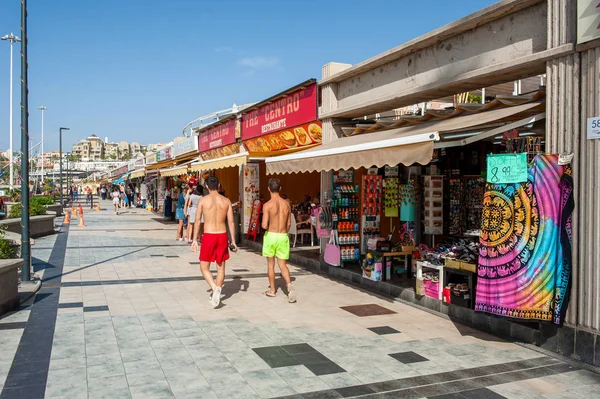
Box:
[0,0,497,152]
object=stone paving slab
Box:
[0,201,599,398]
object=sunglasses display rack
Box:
[423,175,443,235]
[383,177,400,217]
[361,175,382,253]
[448,178,464,236]
[463,176,485,232]
[332,171,361,263]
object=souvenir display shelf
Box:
[361,175,382,253]
[416,261,444,300]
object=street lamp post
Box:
[65,152,69,198]
[38,105,46,187]
[59,127,69,205]
[19,0,31,282]
[1,33,21,189]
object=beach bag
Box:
[324,231,340,267]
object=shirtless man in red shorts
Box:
[191,176,238,308]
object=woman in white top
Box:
[112,188,120,215]
[184,185,193,243]
[186,185,203,243]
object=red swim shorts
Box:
[199,233,230,264]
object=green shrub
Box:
[8,202,46,218]
[7,189,20,202]
[31,196,55,206]
[0,225,16,259]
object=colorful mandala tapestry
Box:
[475,154,573,324]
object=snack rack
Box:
[332,171,361,263]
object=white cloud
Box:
[237,56,281,70]
[215,46,234,53]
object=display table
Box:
[443,267,477,309]
[416,261,444,300]
[367,250,412,281]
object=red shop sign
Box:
[242,83,317,140]
[198,118,237,152]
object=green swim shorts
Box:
[262,232,290,260]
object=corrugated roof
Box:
[342,90,545,136]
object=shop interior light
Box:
[493,131,537,140]
[443,131,482,140]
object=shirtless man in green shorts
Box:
[261,178,297,303]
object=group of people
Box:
[110,184,138,214]
[181,176,296,308]
[174,178,207,243]
[68,185,93,202]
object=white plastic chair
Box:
[289,213,314,247]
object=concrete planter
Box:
[4,202,19,218]
[0,259,22,316]
[0,215,56,238]
[45,204,63,217]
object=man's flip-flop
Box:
[263,291,276,298]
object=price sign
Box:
[587,117,600,139]
[486,153,528,184]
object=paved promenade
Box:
[1,201,599,398]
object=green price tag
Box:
[486,153,528,184]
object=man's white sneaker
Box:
[287,284,297,303]
[211,286,222,308]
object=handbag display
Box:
[324,230,341,267]
[316,206,331,238]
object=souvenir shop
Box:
[192,116,243,205]
[143,151,165,212]
[267,92,574,324]
[158,137,201,217]
[239,80,323,248]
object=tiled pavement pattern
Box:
[0,203,600,398]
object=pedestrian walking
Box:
[191,176,238,308]
[126,184,134,208]
[101,186,107,200]
[261,178,296,302]
[112,187,120,215]
[120,190,125,208]
[186,184,203,244]
[175,187,186,241]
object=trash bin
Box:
[234,211,241,244]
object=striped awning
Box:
[159,159,196,177]
[190,153,247,172]
[160,165,188,177]
[130,169,145,179]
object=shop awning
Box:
[159,160,195,177]
[266,101,544,174]
[191,153,247,172]
[121,173,130,180]
[143,175,157,184]
[265,131,437,174]
[130,169,145,179]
